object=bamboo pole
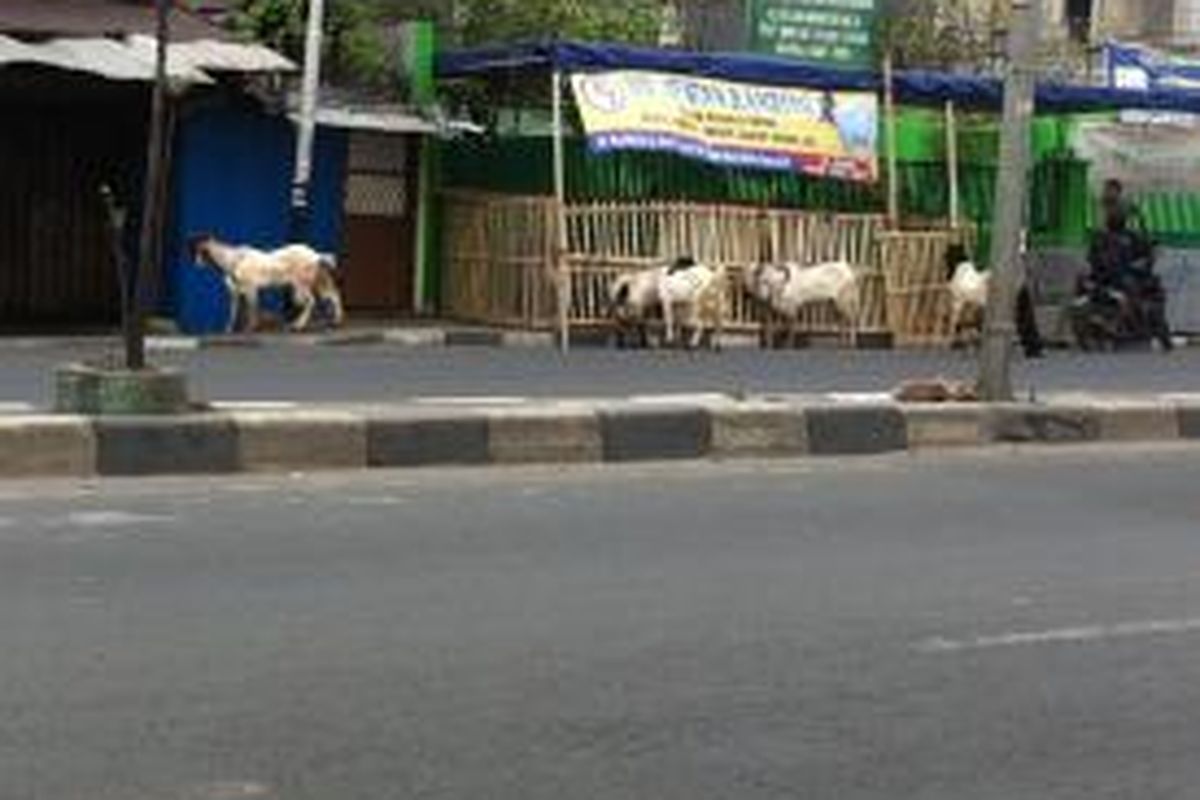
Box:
[883,52,900,230]
[552,69,570,353]
[945,100,961,230]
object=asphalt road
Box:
[3,343,1200,407]
[2,446,1200,799]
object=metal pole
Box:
[131,0,171,371]
[883,52,900,228]
[978,0,1040,401]
[945,100,961,229]
[552,69,570,354]
[291,0,325,241]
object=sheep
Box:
[607,265,667,348]
[657,256,726,350]
[743,260,860,348]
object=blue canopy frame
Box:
[438,40,1200,115]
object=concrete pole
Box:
[552,69,570,354]
[978,0,1040,401]
[291,0,325,241]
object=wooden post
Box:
[552,69,570,354]
[883,52,900,230]
[130,0,170,371]
[945,100,961,230]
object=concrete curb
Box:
[2,395,1200,478]
[0,327,907,354]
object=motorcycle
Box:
[1071,229,1173,352]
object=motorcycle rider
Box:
[1082,179,1173,351]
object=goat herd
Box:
[188,231,1027,352]
[609,249,1016,352]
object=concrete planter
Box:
[54,362,190,415]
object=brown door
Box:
[340,133,415,314]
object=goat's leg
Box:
[321,285,346,327]
[948,301,963,348]
[662,302,676,348]
[844,296,861,349]
[224,277,241,332]
[290,288,316,331]
[243,292,260,333]
[683,307,699,350]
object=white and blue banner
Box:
[1103,40,1200,124]
[1105,40,1200,91]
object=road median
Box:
[1,393,1198,478]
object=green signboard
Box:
[748,0,878,67]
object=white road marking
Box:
[189,782,273,799]
[825,392,895,404]
[210,401,301,411]
[146,336,200,352]
[629,393,730,405]
[343,496,409,507]
[414,396,527,406]
[916,617,1200,654]
[65,511,175,528]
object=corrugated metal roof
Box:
[0,1,226,43]
[0,33,294,84]
[127,35,296,77]
[300,106,440,135]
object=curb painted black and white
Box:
[1,394,1199,478]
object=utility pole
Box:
[291,0,325,242]
[978,0,1040,401]
[130,0,171,371]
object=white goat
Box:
[657,257,726,350]
[743,260,860,348]
[947,257,989,345]
[944,243,1045,357]
[608,265,667,348]
[191,234,345,332]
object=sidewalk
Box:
[0,321,898,353]
[0,323,559,352]
[1,391,1197,479]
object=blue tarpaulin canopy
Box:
[438,40,1200,115]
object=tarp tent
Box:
[438,40,1200,115]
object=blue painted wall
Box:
[165,101,347,334]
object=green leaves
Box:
[230,0,662,91]
[877,0,997,70]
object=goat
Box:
[191,234,345,333]
[657,256,726,350]
[944,244,1044,358]
[608,265,667,348]
[743,260,860,348]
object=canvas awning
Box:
[438,40,1200,115]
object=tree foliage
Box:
[877,0,999,71]
[231,0,663,90]
[454,0,662,46]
